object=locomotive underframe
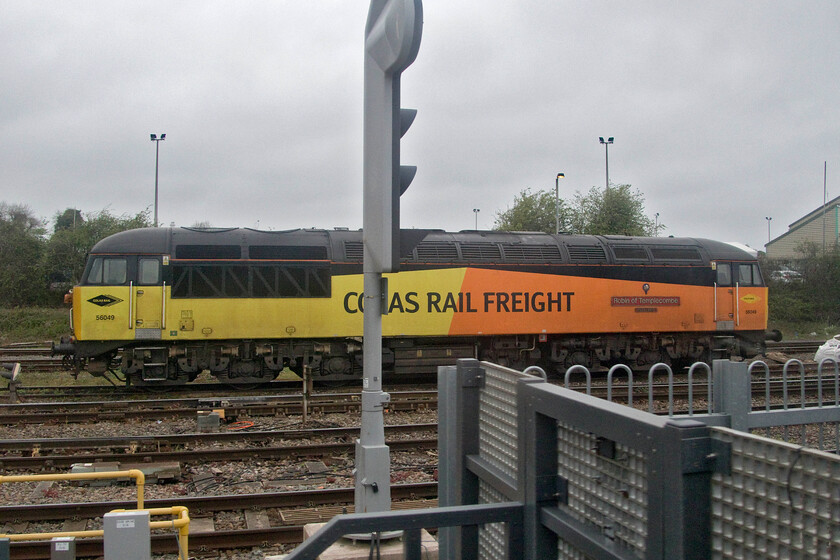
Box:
[67,329,765,386]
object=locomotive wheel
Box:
[565,350,591,369]
[637,349,670,368]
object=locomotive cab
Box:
[711,260,767,357]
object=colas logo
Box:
[88,294,124,307]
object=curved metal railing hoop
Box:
[522,365,547,381]
[648,363,674,414]
[686,362,711,415]
[606,364,633,405]
[564,365,591,394]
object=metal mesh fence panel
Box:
[711,427,840,559]
[478,364,521,480]
[477,364,523,559]
[556,421,649,559]
[478,479,508,560]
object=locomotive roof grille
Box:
[343,241,364,261]
[566,245,608,262]
[459,243,502,261]
[501,244,564,263]
[416,241,459,262]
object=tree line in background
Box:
[0,203,150,307]
[493,184,660,236]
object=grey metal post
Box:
[554,172,564,235]
[357,0,422,517]
[150,133,165,227]
[518,380,559,560]
[355,273,393,514]
[712,359,751,431]
[658,419,715,560]
[438,359,484,559]
[599,136,613,190]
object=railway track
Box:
[0,483,439,560]
[0,391,437,424]
[0,424,438,472]
[2,370,838,423]
[765,339,822,354]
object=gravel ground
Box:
[0,408,439,560]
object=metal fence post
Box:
[438,358,484,560]
[658,419,715,560]
[712,360,751,432]
[518,380,558,560]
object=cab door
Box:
[713,261,735,330]
[133,257,164,340]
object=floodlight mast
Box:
[358,0,423,518]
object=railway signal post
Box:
[358,0,423,518]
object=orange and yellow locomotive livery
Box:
[54,227,773,386]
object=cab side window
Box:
[715,263,732,287]
[86,257,127,285]
[738,264,753,285]
[138,258,161,285]
[737,263,764,286]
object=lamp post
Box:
[555,172,565,234]
[473,208,480,230]
[150,133,166,227]
[599,136,614,190]
[765,216,772,244]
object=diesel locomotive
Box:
[54,226,773,386]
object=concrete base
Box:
[277,522,438,560]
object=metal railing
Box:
[0,469,191,560]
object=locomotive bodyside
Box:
[58,227,770,385]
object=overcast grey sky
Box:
[2,1,838,252]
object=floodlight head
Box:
[160,134,166,140]
[150,134,156,141]
[599,137,604,143]
[557,172,565,178]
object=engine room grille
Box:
[566,245,607,262]
[501,244,564,263]
[343,241,363,261]
[459,243,502,261]
[415,241,459,262]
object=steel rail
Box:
[0,437,438,470]
[0,482,438,522]
[0,423,437,453]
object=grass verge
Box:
[0,307,69,346]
